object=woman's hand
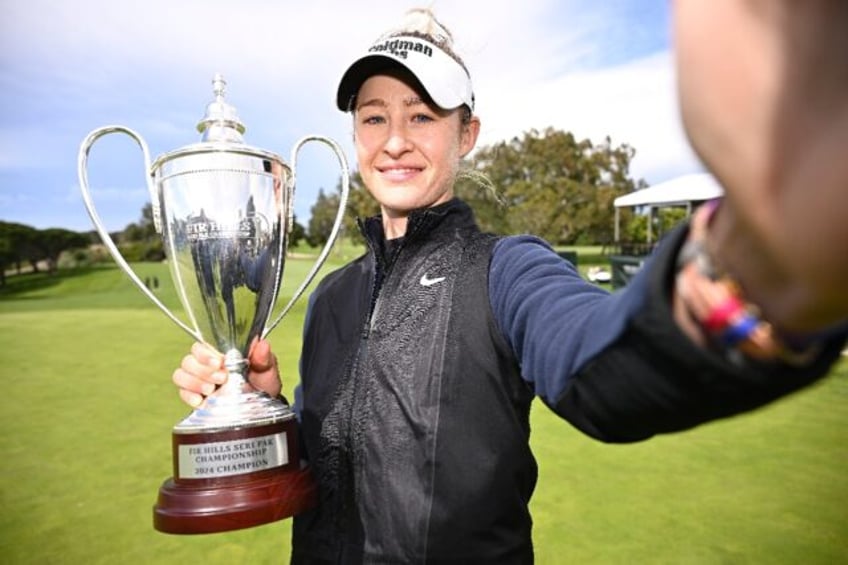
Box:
[673,0,848,332]
[171,340,283,408]
[245,339,283,399]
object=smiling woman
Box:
[350,71,479,237]
[168,5,848,563]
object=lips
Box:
[377,165,423,181]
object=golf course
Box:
[1,253,846,564]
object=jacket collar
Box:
[358,198,478,251]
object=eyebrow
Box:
[355,96,427,112]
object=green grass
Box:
[1,260,846,564]
[529,373,848,563]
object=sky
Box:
[0,0,703,234]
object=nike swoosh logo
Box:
[419,274,446,287]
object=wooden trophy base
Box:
[153,417,317,534]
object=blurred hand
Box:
[674,0,848,331]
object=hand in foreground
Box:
[673,1,848,332]
[172,340,282,408]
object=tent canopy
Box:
[614,172,723,208]
[613,172,724,245]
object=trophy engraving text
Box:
[178,432,288,479]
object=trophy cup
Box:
[77,74,349,534]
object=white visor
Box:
[336,35,475,112]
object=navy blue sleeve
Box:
[488,235,652,404]
[489,229,846,442]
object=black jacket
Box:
[293,200,535,563]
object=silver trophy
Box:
[77,74,349,534]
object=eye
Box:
[361,114,386,125]
[411,112,435,124]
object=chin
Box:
[375,191,423,212]
[381,200,422,216]
[371,184,452,214]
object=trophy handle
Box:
[77,126,203,342]
[262,135,350,338]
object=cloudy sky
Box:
[0,0,703,233]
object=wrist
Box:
[702,199,842,333]
[675,200,830,366]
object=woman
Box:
[174,5,848,563]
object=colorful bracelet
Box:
[675,199,822,366]
[702,295,745,333]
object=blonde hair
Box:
[379,8,470,75]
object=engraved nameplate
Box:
[178,432,288,479]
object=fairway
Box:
[1,260,846,564]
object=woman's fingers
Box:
[190,342,224,369]
[248,339,283,397]
[171,342,228,407]
[172,340,283,407]
[249,339,275,372]
[178,387,204,408]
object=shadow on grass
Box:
[0,266,100,298]
[0,262,182,314]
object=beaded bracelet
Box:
[675,199,822,366]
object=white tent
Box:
[613,172,724,243]
[614,172,723,208]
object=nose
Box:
[383,121,413,157]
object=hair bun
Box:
[381,8,454,51]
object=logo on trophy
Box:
[77,75,349,534]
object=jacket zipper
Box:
[363,233,408,337]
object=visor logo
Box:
[369,39,433,60]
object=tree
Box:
[307,189,342,247]
[623,206,688,244]
[289,214,306,247]
[453,167,511,235]
[0,233,12,286]
[0,222,91,280]
[0,221,39,276]
[305,174,378,248]
[119,203,164,261]
[121,203,158,243]
[459,128,645,244]
[343,172,381,245]
[34,228,90,273]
